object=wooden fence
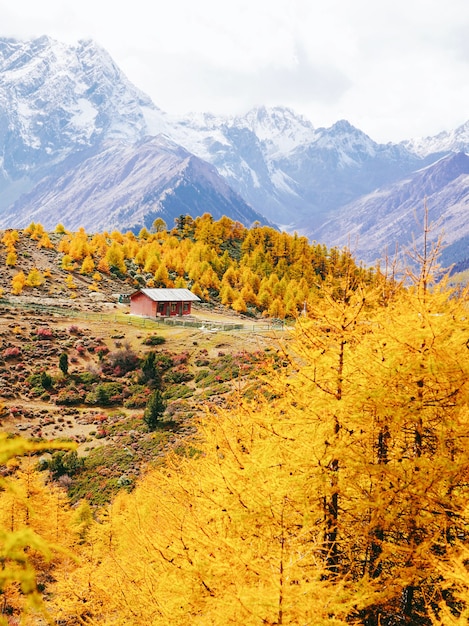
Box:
[0,299,289,333]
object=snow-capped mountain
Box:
[164,110,426,229]
[0,36,468,269]
[401,121,469,158]
[0,36,263,230]
[0,36,164,164]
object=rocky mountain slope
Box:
[0,135,263,232]
[314,152,469,267]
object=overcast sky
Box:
[2,0,469,143]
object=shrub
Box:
[124,385,151,409]
[164,384,194,400]
[195,369,215,385]
[36,327,53,339]
[3,346,21,359]
[74,371,100,385]
[85,382,123,406]
[68,325,83,336]
[102,346,140,376]
[56,388,85,405]
[96,346,110,360]
[27,371,52,393]
[142,335,166,346]
[48,450,84,479]
[172,352,190,366]
[153,352,174,372]
[164,366,194,384]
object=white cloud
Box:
[2,0,469,142]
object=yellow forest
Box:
[1,216,469,625]
[2,215,376,317]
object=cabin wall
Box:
[130,293,157,317]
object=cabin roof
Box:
[131,288,200,302]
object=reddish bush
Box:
[3,346,21,359]
[37,327,53,339]
[96,346,110,360]
[68,325,83,335]
[101,347,139,376]
[172,352,189,366]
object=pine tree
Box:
[143,390,166,431]
[59,352,68,376]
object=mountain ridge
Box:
[314,151,469,265]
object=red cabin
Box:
[130,288,200,318]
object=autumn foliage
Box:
[1,218,469,625]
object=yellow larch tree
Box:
[239,283,258,308]
[80,255,95,275]
[97,256,111,274]
[219,282,236,306]
[11,271,26,295]
[154,261,170,287]
[57,234,71,254]
[0,435,74,625]
[6,250,17,267]
[174,275,188,288]
[2,229,20,257]
[198,264,220,291]
[89,233,109,259]
[36,232,54,250]
[231,293,247,313]
[143,250,161,275]
[25,268,45,288]
[68,228,90,262]
[105,242,126,275]
[221,265,239,289]
[61,254,76,271]
[49,389,361,625]
[65,273,77,290]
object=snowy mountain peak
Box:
[314,119,377,155]
[0,35,165,175]
[235,105,316,157]
[402,120,469,157]
[240,105,314,138]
